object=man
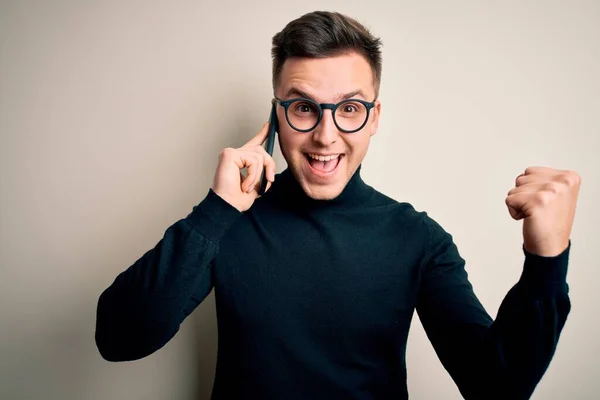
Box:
[95,11,581,400]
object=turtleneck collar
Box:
[267,164,373,210]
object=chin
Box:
[294,164,349,200]
[300,181,345,200]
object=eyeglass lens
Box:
[286,99,368,132]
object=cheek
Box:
[278,130,303,157]
[345,134,370,156]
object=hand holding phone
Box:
[211,119,277,212]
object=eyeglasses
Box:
[273,96,376,133]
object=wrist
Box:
[185,189,242,242]
[523,239,570,257]
[212,191,244,212]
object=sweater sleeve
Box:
[95,189,242,362]
[416,213,571,400]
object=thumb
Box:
[253,179,272,197]
[506,194,525,220]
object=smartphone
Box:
[259,100,278,195]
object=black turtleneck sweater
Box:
[95,166,571,400]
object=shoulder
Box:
[368,187,427,225]
[367,187,456,250]
[363,189,432,250]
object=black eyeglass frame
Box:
[273,96,376,133]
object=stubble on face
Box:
[275,52,381,200]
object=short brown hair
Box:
[271,11,383,98]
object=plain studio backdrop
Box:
[1,1,598,399]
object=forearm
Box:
[479,241,571,399]
[95,189,241,361]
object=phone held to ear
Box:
[259,101,278,195]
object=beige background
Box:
[1,1,599,399]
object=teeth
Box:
[308,153,340,162]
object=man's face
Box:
[275,52,381,200]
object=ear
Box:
[369,100,381,137]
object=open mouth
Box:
[304,153,344,175]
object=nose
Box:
[312,109,339,147]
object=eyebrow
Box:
[284,87,367,102]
